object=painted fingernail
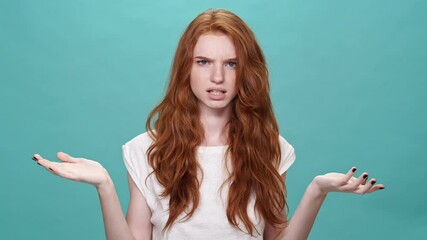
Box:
[379,187,385,190]
[32,156,38,161]
[363,174,368,179]
[371,180,376,184]
[37,162,41,166]
[352,168,357,172]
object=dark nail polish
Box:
[32,156,38,161]
[363,174,368,179]
[379,187,385,190]
[371,180,376,184]
[352,168,356,172]
[37,162,41,166]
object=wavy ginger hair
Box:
[146,9,286,235]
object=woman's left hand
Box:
[312,167,385,195]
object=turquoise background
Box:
[1,0,426,239]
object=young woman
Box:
[33,9,384,240]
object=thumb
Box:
[57,152,79,163]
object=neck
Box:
[199,107,231,146]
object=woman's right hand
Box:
[32,152,111,188]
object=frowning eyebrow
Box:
[194,56,237,62]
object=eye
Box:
[226,61,237,68]
[196,60,209,65]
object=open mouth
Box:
[207,90,226,95]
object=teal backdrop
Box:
[1,0,426,239]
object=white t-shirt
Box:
[122,132,296,240]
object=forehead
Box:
[193,33,236,58]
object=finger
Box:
[57,152,79,163]
[349,172,368,190]
[33,153,49,166]
[366,183,385,193]
[342,167,357,183]
[32,154,57,173]
[32,154,42,166]
[361,177,367,185]
[359,178,377,194]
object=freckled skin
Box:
[190,33,238,115]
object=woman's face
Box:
[190,32,238,115]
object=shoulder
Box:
[279,135,295,153]
[123,131,155,150]
[122,132,155,179]
[278,135,296,174]
[122,131,156,163]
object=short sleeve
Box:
[122,143,147,198]
[278,136,296,175]
[122,133,156,208]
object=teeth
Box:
[209,90,224,95]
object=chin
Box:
[200,102,232,111]
[212,104,233,111]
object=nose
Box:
[210,64,224,84]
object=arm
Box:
[276,176,326,240]
[96,175,138,240]
[264,167,384,240]
[33,152,152,240]
[125,173,153,239]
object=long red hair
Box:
[146,9,286,235]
